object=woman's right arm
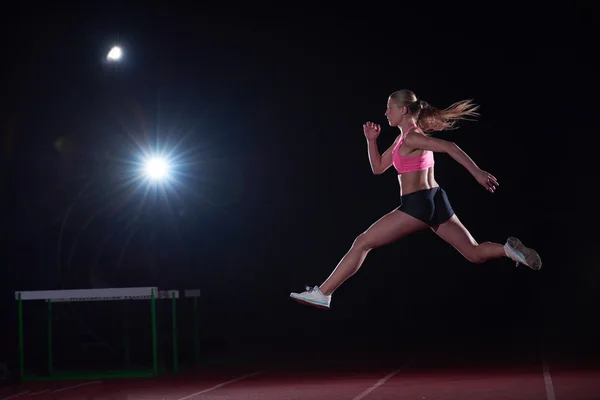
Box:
[367,136,399,175]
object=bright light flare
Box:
[143,157,170,181]
[107,46,122,61]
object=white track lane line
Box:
[50,380,101,393]
[25,389,49,396]
[352,369,402,400]
[177,370,263,400]
[0,390,30,400]
[542,357,556,400]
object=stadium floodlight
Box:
[107,46,123,62]
[143,157,170,181]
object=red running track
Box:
[1,363,598,399]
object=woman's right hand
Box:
[363,121,381,141]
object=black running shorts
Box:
[397,187,455,226]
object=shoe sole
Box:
[507,237,542,270]
[290,295,330,310]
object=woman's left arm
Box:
[404,132,499,192]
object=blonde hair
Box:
[389,89,480,133]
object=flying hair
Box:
[389,89,480,133]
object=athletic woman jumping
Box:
[290,89,542,309]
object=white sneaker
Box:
[290,286,331,309]
[504,237,542,270]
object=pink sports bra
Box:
[392,126,435,174]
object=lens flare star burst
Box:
[143,156,170,181]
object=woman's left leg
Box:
[431,214,542,270]
[431,214,506,263]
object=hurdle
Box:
[15,287,201,381]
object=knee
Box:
[352,232,376,252]
[467,253,485,264]
[465,243,489,264]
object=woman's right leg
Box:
[290,209,429,309]
[318,210,429,295]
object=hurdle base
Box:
[22,369,157,381]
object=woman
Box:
[290,89,542,310]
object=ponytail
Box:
[416,99,480,133]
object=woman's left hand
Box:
[475,169,499,193]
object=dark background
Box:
[1,2,598,376]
